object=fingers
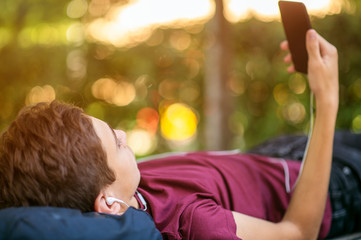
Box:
[317,33,338,59]
[306,29,321,60]
[304,29,339,104]
[280,40,294,72]
[306,29,338,60]
[280,40,289,51]
[283,53,292,64]
[287,65,295,73]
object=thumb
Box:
[306,29,320,60]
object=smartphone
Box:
[279,1,312,74]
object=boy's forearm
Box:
[283,103,337,239]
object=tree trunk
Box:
[203,0,232,150]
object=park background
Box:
[0,0,360,157]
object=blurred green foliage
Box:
[0,0,360,154]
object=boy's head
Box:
[0,101,115,212]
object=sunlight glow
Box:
[86,0,341,47]
[87,0,214,47]
[225,0,342,22]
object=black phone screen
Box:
[279,1,312,74]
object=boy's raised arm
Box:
[232,29,339,240]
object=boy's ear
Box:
[94,192,121,215]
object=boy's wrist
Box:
[315,100,339,119]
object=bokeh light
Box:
[159,79,179,100]
[29,24,60,46]
[134,75,150,100]
[289,74,307,95]
[67,49,87,80]
[169,31,192,51]
[283,102,306,125]
[229,111,247,136]
[228,74,246,96]
[26,85,56,105]
[146,29,165,46]
[179,83,200,103]
[273,83,290,106]
[18,24,67,48]
[85,102,106,120]
[136,107,159,135]
[17,28,37,48]
[67,23,85,45]
[92,78,136,106]
[349,78,361,99]
[184,58,201,79]
[160,103,198,141]
[88,0,111,17]
[67,0,88,19]
[128,129,157,156]
[352,115,361,133]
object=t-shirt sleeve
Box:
[179,198,241,240]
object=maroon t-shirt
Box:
[137,152,332,240]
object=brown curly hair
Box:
[0,101,115,212]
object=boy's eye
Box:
[116,138,122,148]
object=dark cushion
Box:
[0,206,162,240]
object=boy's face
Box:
[90,116,140,202]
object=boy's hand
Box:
[281,29,339,110]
